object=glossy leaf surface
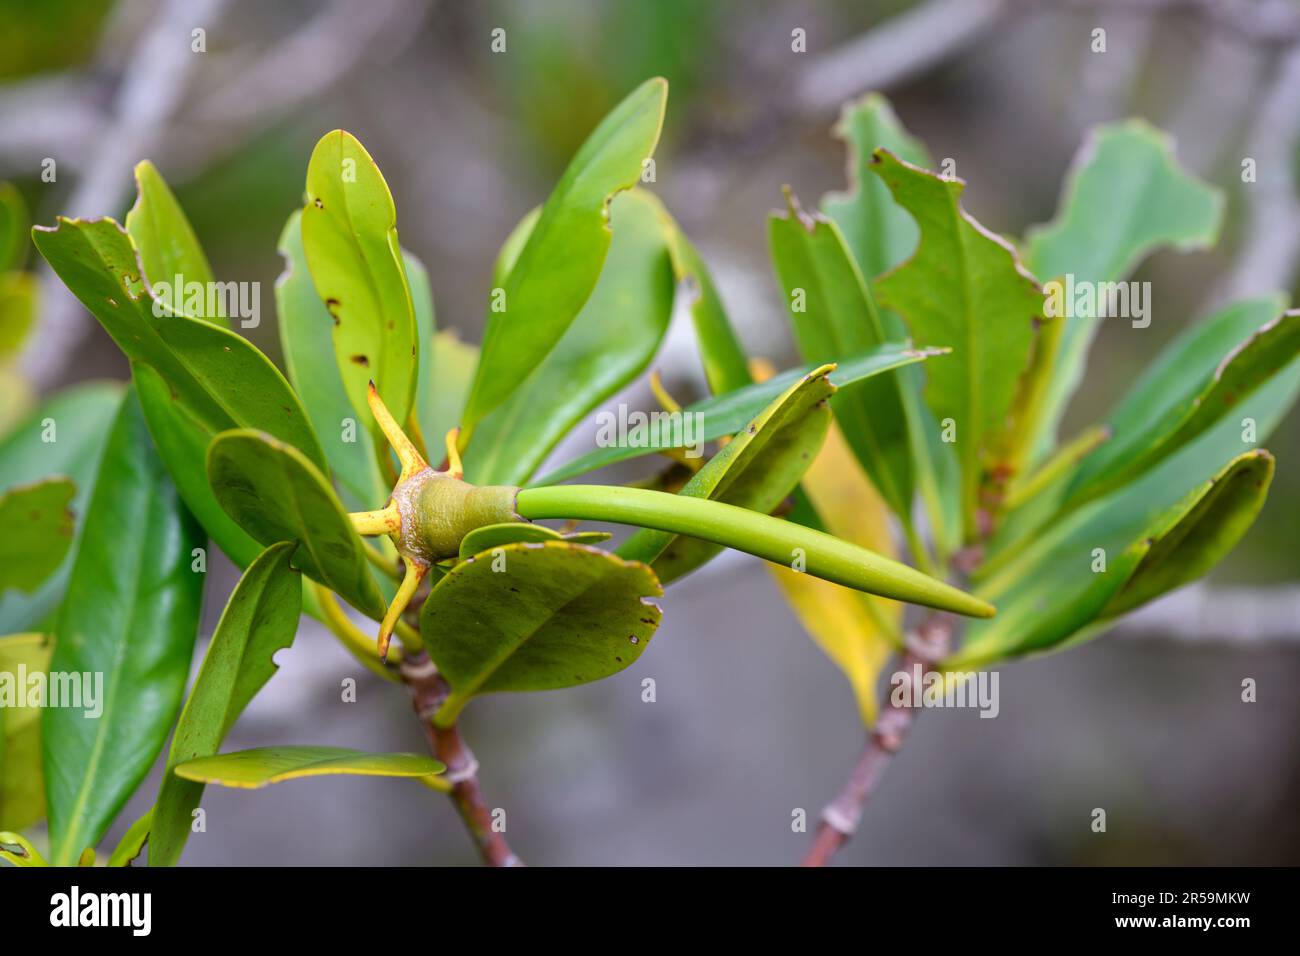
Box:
[43,390,204,865]
[208,429,385,619]
[422,541,662,721]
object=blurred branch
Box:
[802,614,952,867]
[23,0,230,389]
[1210,44,1300,304]
[1116,583,1300,644]
[794,0,1015,111]
[1053,0,1300,46]
[189,0,431,129]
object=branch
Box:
[1115,583,1300,644]
[794,0,1015,111]
[1050,0,1300,46]
[23,0,231,389]
[1210,44,1300,305]
[802,614,953,867]
[401,653,522,867]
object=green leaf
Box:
[107,809,152,866]
[618,362,833,583]
[817,96,959,556]
[43,388,204,865]
[124,161,223,325]
[426,331,478,453]
[872,149,1043,539]
[769,188,915,523]
[302,130,419,452]
[0,632,53,831]
[276,209,388,512]
[1024,121,1223,457]
[464,188,676,485]
[134,362,263,568]
[1066,302,1299,505]
[422,541,662,722]
[665,221,752,395]
[405,248,439,447]
[822,93,932,280]
[459,522,610,562]
[954,449,1273,669]
[987,297,1294,567]
[173,746,444,789]
[207,429,385,619]
[0,272,37,357]
[32,217,327,467]
[0,479,74,593]
[150,542,301,866]
[0,830,46,866]
[1103,453,1274,617]
[0,381,123,634]
[532,343,942,486]
[461,77,668,434]
[0,181,29,273]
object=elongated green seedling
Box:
[515,485,994,619]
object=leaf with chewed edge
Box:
[1024,120,1223,459]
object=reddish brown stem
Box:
[801,615,952,867]
[401,652,522,867]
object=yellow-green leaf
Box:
[174,746,444,789]
[302,130,418,451]
[0,479,74,594]
[461,78,668,434]
[0,632,53,831]
[124,161,223,325]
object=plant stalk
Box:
[802,614,952,867]
[401,652,522,867]
[516,484,993,619]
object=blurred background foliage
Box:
[1,0,1297,864]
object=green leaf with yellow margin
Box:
[617,363,833,584]
[951,449,1273,669]
[276,209,388,513]
[174,746,444,789]
[872,149,1043,540]
[532,344,941,486]
[302,130,419,453]
[125,161,224,325]
[1065,306,1300,506]
[0,632,53,832]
